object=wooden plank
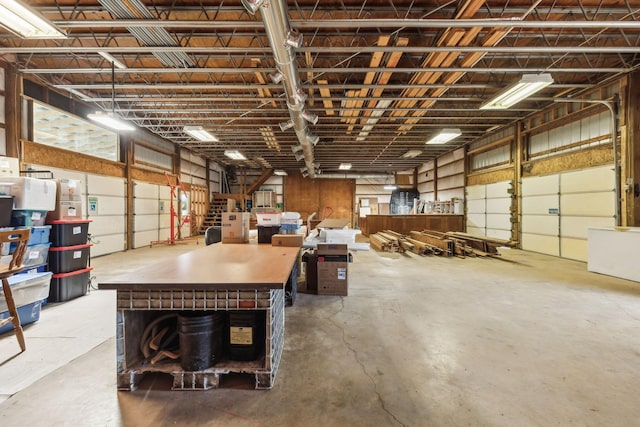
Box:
[318,80,334,115]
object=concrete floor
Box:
[1,239,639,426]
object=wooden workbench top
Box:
[99,244,300,291]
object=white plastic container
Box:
[0,272,52,313]
[0,177,57,211]
[256,212,281,226]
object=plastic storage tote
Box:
[49,267,93,302]
[22,243,51,267]
[0,177,57,211]
[48,220,90,247]
[48,244,91,274]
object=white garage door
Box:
[465,180,512,240]
[521,165,615,261]
[133,182,160,248]
[86,174,126,256]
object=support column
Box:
[626,71,640,226]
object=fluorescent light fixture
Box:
[241,0,265,14]
[426,128,461,145]
[339,163,352,170]
[402,149,423,159]
[384,185,397,191]
[184,126,218,142]
[87,112,135,131]
[480,73,554,110]
[0,0,66,38]
[274,170,288,176]
[224,150,247,161]
[98,51,127,69]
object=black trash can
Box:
[205,226,222,246]
[178,311,223,371]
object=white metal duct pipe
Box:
[248,0,316,177]
[314,173,394,180]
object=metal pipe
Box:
[55,19,640,30]
[248,0,317,177]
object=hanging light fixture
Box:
[183,126,219,142]
[0,0,66,39]
[224,150,247,160]
[88,61,134,132]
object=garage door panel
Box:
[134,198,159,215]
[486,181,511,198]
[158,228,171,241]
[522,175,559,196]
[522,195,559,215]
[521,215,558,235]
[561,165,614,193]
[159,213,172,228]
[486,214,511,230]
[560,192,615,216]
[521,233,559,256]
[88,175,125,197]
[90,195,124,215]
[134,182,159,198]
[467,199,485,214]
[560,216,614,239]
[134,214,159,231]
[134,230,158,248]
[466,226,485,237]
[560,237,588,262]
[466,184,485,199]
[88,216,125,235]
[487,229,512,241]
[159,186,171,199]
[486,197,511,213]
[467,213,486,228]
[91,234,125,257]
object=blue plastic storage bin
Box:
[0,300,42,335]
[9,225,51,252]
[11,210,48,227]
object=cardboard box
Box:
[317,243,348,256]
[47,199,83,221]
[271,234,304,247]
[317,261,348,296]
[222,212,250,243]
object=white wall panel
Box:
[521,233,560,256]
[87,174,125,197]
[134,214,159,231]
[134,198,159,215]
[89,216,124,236]
[466,226,485,236]
[85,174,126,256]
[437,174,464,190]
[91,234,125,257]
[437,188,464,201]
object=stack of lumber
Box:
[409,230,458,256]
[444,231,515,256]
[370,231,405,253]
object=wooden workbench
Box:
[99,244,300,391]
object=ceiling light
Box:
[87,112,135,131]
[384,185,398,191]
[426,128,461,145]
[301,110,318,125]
[0,0,66,39]
[401,149,423,159]
[480,73,554,110]
[339,163,352,170]
[98,51,127,70]
[274,170,288,176]
[285,30,303,49]
[241,0,265,15]
[224,150,247,161]
[184,126,218,142]
[279,120,294,131]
